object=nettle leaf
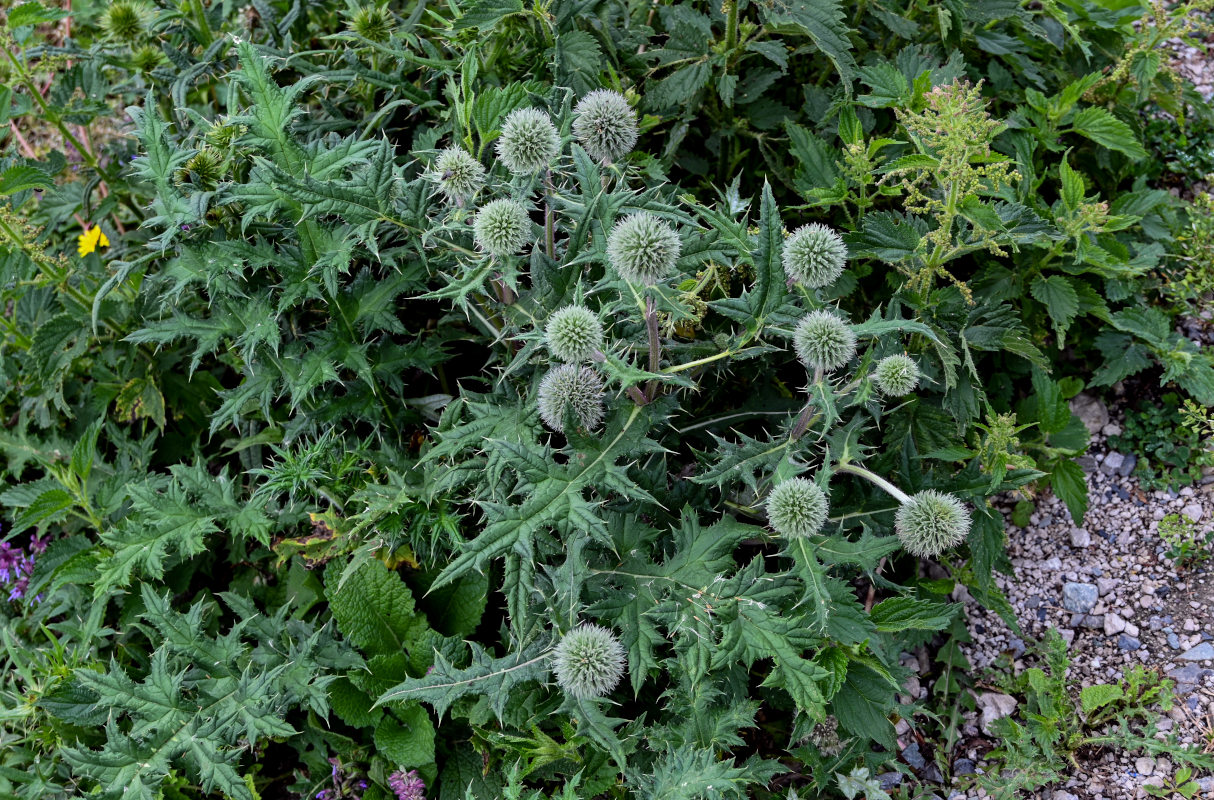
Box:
[1029,274,1079,345]
[1070,107,1147,161]
[758,0,856,86]
[325,559,430,657]
[375,639,551,720]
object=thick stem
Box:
[835,462,910,504]
[724,0,739,53]
[644,294,661,401]
[544,169,556,260]
[790,403,815,439]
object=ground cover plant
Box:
[2,0,1214,797]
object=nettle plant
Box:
[361,78,1043,796]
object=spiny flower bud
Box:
[130,45,163,73]
[537,364,605,433]
[496,108,560,175]
[102,0,147,41]
[432,147,485,206]
[545,305,604,363]
[573,90,639,164]
[895,490,971,558]
[766,477,829,538]
[783,223,846,288]
[346,4,395,42]
[793,310,856,372]
[552,623,626,699]
[473,198,530,258]
[873,354,920,397]
[606,213,680,286]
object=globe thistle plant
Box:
[552,624,626,699]
[545,306,604,363]
[783,223,847,288]
[432,147,485,206]
[766,477,829,538]
[473,199,531,258]
[496,108,561,175]
[793,310,856,372]
[873,354,920,397]
[537,364,605,433]
[573,90,639,164]
[606,213,681,286]
[895,490,971,558]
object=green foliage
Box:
[978,630,1213,799]
[2,0,1214,795]
[1157,513,1214,570]
[1109,393,1214,491]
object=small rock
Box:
[1168,632,1181,649]
[953,758,975,776]
[1101,451,1125,475]
[976,692,1018,734]
[1062,582,1099,613]
[1101,422,1122,437]
[1117,454,1137,477]
[1181,502,1204,522]
[1080,614,1104,630]
[1069,527,1091,548]
[1118,634,1141,651]
[1135,756,1155,776]
[1125,622,1139,637]
[1042,556,1063,571]
[1183,618,1199,632]
[877,772,903,790]
[1104,614,1126,636]
[1097,578,1117,596]
[1070,393,1109,434]
[902,743,926,770]
[1060,628,1075,646]
[1179,642,1214,661]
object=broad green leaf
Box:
[1070,107,1147,161]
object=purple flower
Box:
[0,539,40,603]
[387,770,426,800]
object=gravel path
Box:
[941,406,1214,799]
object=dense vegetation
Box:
[1,0,1213,797]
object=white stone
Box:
[1104,614,1126,636]
[1181,502,1204,522]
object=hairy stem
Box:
[834,462,910,504]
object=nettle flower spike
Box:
[766,477,830,538]
[606,213,681,286]
[545,305,604,363]
[573,89,639,164]
[473,199,530,258]
[537,364,605,433]
[552,623,626,699]
[793,310,856,372]
[496,108,561,175]
[895,489,972,558]
[783,223,847,288]
[432,147,485,205]
[873,354,920,397]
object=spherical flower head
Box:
[103,0,147,41]
[545,305,604,363]
[432,147,485,206]
[606,213,681,286]
[537,364,605,433]
[573,90,639,164]
[895,490,971,558]
[793,310,856,372]
[130,45,164,73]
[346,4,395,42]
[873,354,920,397]
[552,623,626,699]
[473,198,530,258]
[783,223,847,288]
[766,477,829,538]
[496,108,561,175]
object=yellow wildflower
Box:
[77,225,109,257]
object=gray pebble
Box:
[1062,582,1098,613]
[1179,642,1214,661]
[1118,634,1141,651]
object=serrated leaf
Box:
[325,559,429,657]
